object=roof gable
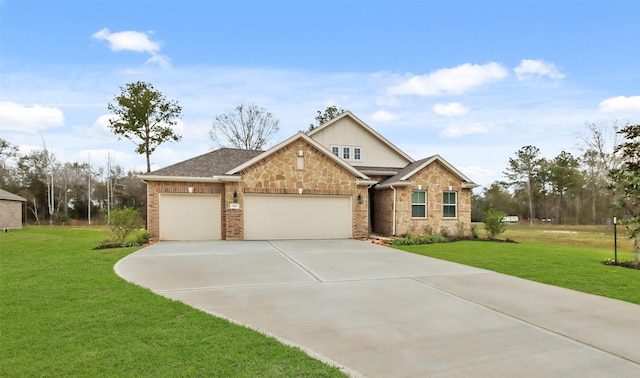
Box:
[378,155,479,189]
[227,132,371,180]
[307,111,413,167]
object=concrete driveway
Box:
[115,239,640,377]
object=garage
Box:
[159,194,221,240]
[244,194,352,240]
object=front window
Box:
[331,146,339,156]
[343,147,350,160]
[354,147,361,160]
[412,190,426,218]
[443,191,457,218]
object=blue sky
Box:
[1,0,639,189]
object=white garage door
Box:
[244,194,352,240]
[159,194,221,240]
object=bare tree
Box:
[209,103,280,150]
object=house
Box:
[0,189,26,229]
[140,112,478,241]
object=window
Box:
[354,147,361,160]
[412,190,426,218]
[443,191,457,218]
[343,147,350,160]
[331,146,339,156]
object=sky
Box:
[1,0,640,190]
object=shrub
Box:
[483,208,507,239]
[388,234,447,246]
[107,207,144,245]
[123,230,150,247]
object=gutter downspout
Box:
[391,185,397,236]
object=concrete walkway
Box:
[115,239,640,377]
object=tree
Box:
[209,103,280,150]
[503,145,543,224]
[577,122,622,224]
[0,138,19,191]
[483,208,507,239]
[307,105,345,132]
[609,124,640,264]
[108,81,182,173]
[546,151,581,224]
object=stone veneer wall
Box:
[231,139,369,239]
[0,200,23,229]
[371,161,473,237]
[394,161,473,237]
[145,181,224,240]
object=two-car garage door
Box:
[159,193,352,240]
[244,194,352,240]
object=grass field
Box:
[395,223,640,305]
[0,227,345,377]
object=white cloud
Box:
[598,95,640,113]
[0,101,64,132]
[440,122,492,138]
[92,28,169,68]
[389,62,508,96]
[514,59,565,81]
[371,110,399,122]
[433,102,469,116]
[92,28,160,54]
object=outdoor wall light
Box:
[233,190,238,202]
[357,193,363,204]
[187,187,194,193]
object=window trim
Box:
[343,147,350,160]
[443,191,457,218]
[412,190,427,218]
[354,147,362,160]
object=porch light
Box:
[357,193,363,204]
[187,187,194,193]
[233,190,238,202]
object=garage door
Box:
[244,194,352,240]
[159,194,221,240]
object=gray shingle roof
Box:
[147,148,264,177]
[378,156,435,186]
[0,188,26,202]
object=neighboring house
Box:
[140,111,478,241]
[0,189,26,229]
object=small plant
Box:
[103,207,144,247]
[123,230,150,247]
[483,208,507,239]
[439,226,450,239]
[470,224,479,239]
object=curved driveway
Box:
[116,239,640,377]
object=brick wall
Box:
[0,200,23,229]
[145,181,224,240]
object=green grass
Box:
[0,227,345,377]
[396,224,640,305]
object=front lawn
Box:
[395,239,640,305]
[0,227,345,377]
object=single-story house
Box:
[140,111,478,241]
[0,188,26,229]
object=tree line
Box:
[1,80,344,225]
[472,122,634,226]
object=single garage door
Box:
[159,194,221,240]
[244,194,352,240]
